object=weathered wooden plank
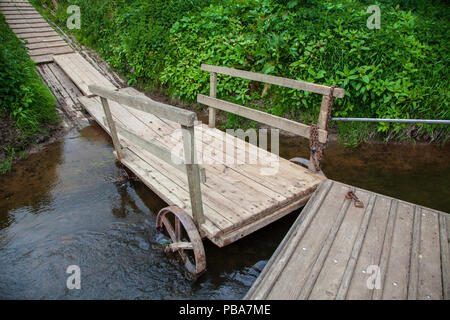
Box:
[10,22,50,29]
[208,72,217,128]
[417,208,442,299]
[439,214,450,300]
[4,14,41,19]
[2,10,38,15]
[90,85,197,127]
[201,64,345,98]
[54,53,117,96]
[198,94,328,143]
[100,97,123,160]
[31,54,53,64]
[407,206,422,299]
[0,4,33,8]
[21,35,61,43]
[380,201,414,300]
[12,27,54,34]
[28,45,73,56]
[308,189,371,299]
[296,195,352,299]
[218,194,311,247]
[5,18,46,24]
[343,195,389,299]
[336,194,378,299]
[371,200,399,300]
[15,31,58,38]
[0,6,35,11]
[181,125,205,226]
[309,94,334,171]
[26,40,67,49]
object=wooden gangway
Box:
[245,180,450,300]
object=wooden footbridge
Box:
[2,0,448,299]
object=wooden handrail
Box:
[198,94,328,143]
[201,64,345,98]
[89,85,197,127]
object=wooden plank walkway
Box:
[78,87,325,246]
[245,179,450,300]
[0,0,73,63]
[53,53,117,96]
[50,51,325,247]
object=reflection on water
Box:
[0,123,448,299]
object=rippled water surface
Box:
[0,123,449,299]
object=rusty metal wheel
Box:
[156,206,206,276]
[289,157,326,177]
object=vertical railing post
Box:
[208,72,217,128]
[181,124,205,226]
[100,96,123,160]
[308,94,329,172]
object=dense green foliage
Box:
[32,0,449,143]
[0,15,58,134]
[0,15,58,173]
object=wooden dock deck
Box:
[245,179,450,300]
[0,0,74,63]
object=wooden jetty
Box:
[245,179,450,300]
[0,0,73,63]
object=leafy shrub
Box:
[31,0,449,142]
[0,15,58,135]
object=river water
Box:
[0,123,448,299]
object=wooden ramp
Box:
[77,87,325,246]
[0,0,73,63]
[245,179,450,300]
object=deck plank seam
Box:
[407,206,422,299]
[438,214,450,300]
[335,194,377,300]
[297,194,351,299]
[372,199,398,300]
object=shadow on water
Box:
[0,122,448,299]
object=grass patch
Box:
[0,15,59,173]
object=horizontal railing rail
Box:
[90,85,197,127]
[198,94,328,143]
[201,64,345,98]
[331,117,450,125]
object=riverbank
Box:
[30,0,450,145]
[0,15,62,174]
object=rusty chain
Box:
[309,85,337,171]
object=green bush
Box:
[0,15,58,135]
[31,0,449,143]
